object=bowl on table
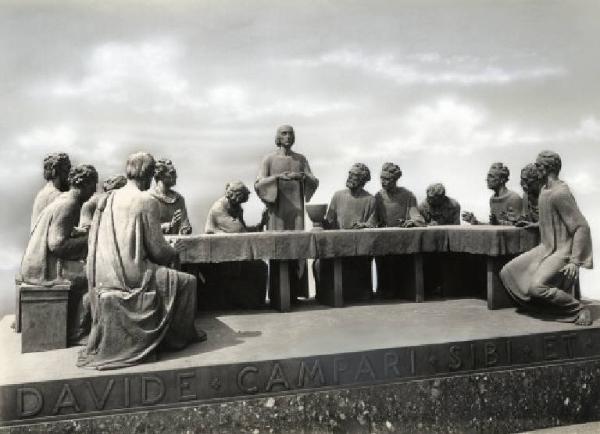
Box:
[305,204,328,231]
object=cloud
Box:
[49,38,188,103]
[282,49,565,86]
[205,84,356,121]
[565,172,600,195]
[371,98,600,157]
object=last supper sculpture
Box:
[14,144,595,362]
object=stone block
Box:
[20,283,70,353]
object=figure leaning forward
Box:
[500,151,593,325]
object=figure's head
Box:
[275,125,295,149]
[102,175,127,192]
[426,183,447,207]
[126,152,155,191]
[43,152,71,191]
[380,162,402,191]
[346,163,371,190]
[225,181,251,205]
[486,162,509,190]
[68,164,98,202]
[535,150,561,179]
[154,158,177,188]
[520,163,543,195]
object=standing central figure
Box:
[255,125,319,303]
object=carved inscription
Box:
[8,331,589,422]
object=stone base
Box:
[19,284,70,353]
[3,300,600,432]
[3,358,600,433]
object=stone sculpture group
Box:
[14,124,594,369]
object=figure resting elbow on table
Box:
[418,183,461,226]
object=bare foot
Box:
[575,308,593,326]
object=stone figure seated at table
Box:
[79,174,127,231]
[418,183,461,226]
[150,158,192,235]
[255,125,319,304]
[200,181,268,309]
[375,162,425,298]
[462,162,523,226]
[78,152,201,370]
[315,163,378,304]
[417,183,464,297]
[500,151,593,326]
[30,152,71,231]
[515,163,543,226]
[18,164,98,344]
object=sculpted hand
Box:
[560,263,579,281]
[171,209,183,226]
[462,211,478,225]
[170,238,186,255]
[402,219,417,228]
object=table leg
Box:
[275,260,291,313]
[487,256,515,310]
[414,253,424,303]
[333,258,344,308]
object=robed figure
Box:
[149,158,192,235]
[315,163,378,304]
[200,181,268,309]
[463,162,523,226]
[78,153,199,370]
[374,163,426,298]
[255,125,318,303]
[19,165,97,343]
[30,153,71,231]
[500,151,593,325]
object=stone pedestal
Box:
[19,283,70,353]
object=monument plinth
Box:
[3,299,600,432]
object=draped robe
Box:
[255,149,318,300]
[500,181,592,320]
[199,196,267,309]
[30,183,63,231]
[489,189,523,225]
[315,188,378,303]
[149,188,192,235]
[374,186,425,298]
[19,192,89,342]
[77,184,197,370]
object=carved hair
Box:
[536,150,562,175]
[154,158,176,181]
[381,162,402,181]
[349,163,371,184]
[275,125,295,147]
[102,175,127,192]
[225,181,250,199]
[488,162,510,183]
[426,183,446,198]
[43,153,71,181]
[68,164,98,188]
[126,152,155,181]
[521,163,543,182]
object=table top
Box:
[169,225,540,264]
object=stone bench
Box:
[17,282,71,353]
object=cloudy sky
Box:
[1,0,599,314]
